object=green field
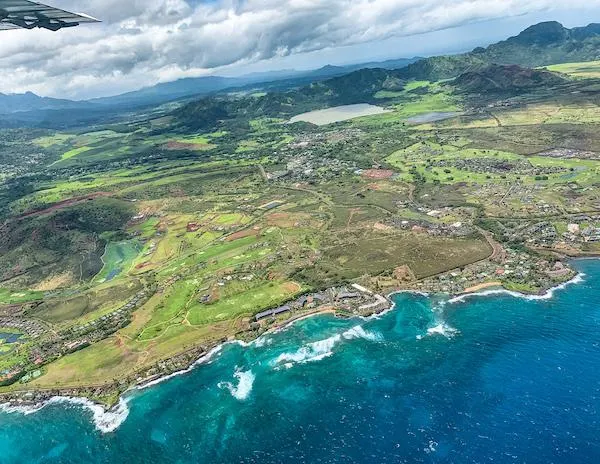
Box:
[0,288,43,304]
[545,61,600,79]
[57,146,93,162]
[2,49,600,394]
[187,281,302,326]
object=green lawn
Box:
[544,61,600,79]
[0,288,44,304]
[187,281,302,326]
[58,146,93,162]
[33,133,74,148]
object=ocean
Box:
[1,260,599,463]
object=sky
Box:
[0,0,599,100]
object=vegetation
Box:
[1,21,600,395]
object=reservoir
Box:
[289,103,390,125]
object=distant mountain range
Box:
[0,58,421,116]
[0,91,90,114]
[248,21,599,110]
[88,58,422,108]
[1,21,599,123]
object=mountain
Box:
[344,57,423,71]
[173,67,407,131]
[453,64,568,93]
[0,91,92,115]
[89,58,420,109]
[89,76,242,108]
[303,67,403,101]
[173,20,592,132]
[118,21,597,111]
[398,21,600,81]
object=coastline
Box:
[0,262,592,433]
[447,271,585,304]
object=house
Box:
[337,291,360,300]
[255,305,292,321]
[187,223,200,232]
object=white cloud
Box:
[0,0,598,99]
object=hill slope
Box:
[0,92,93,115]
[399,21,600,81]
[453,64,568,93]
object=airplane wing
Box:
[0,0,99,31]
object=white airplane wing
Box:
[0,0,99,31]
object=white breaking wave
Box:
[0,396,129,434]
[137,344,224,390]
[426,322,459,339]
[342,325,383,342]
[252,336,272,348]
[273,325,382,367]
[274,334,341,366]
[0,338,253,435]
[234,335,272,349]
[448,273,585,305]
[218,369,255,401]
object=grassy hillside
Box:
[0,198,135,289]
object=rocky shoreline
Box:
[0,266,586,413]
[0,294,392,411]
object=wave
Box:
[273,325,382,368]
[342,325,383,342]
[426,322,459,339]
[232,334,272,349]
[2,269,586,435]
[252,336,272,348]
[448,273,585,305]
[0,396,129,434]
[137,344,224,390]
[274,334,341,366]
[218,369,255,401]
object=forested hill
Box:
[453,64,568,93]
[396,21,600,81]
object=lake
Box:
[406,111,461,124]
[289,104,390,125]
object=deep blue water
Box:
[1,260,600,463]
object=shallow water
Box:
[1,260,600,463]
[406,111,460,124]
[289,104,390,125]
[0,333,21,344]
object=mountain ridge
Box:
[397,21,600,81]
[0,57,420,114]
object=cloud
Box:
[0,0,598,99]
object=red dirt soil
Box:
[225,228,261,242]
[16,192,112,220]
[164,142,211,151]
[361,169,395,179]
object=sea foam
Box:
[273,325,382,367]
[342,325,383,342]
[274,334,341,366]
[218,369,255,401]
[137,344,224,390]
[426,323,459,339]
[0,396,129,434]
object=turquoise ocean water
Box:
[1,260,599,463]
